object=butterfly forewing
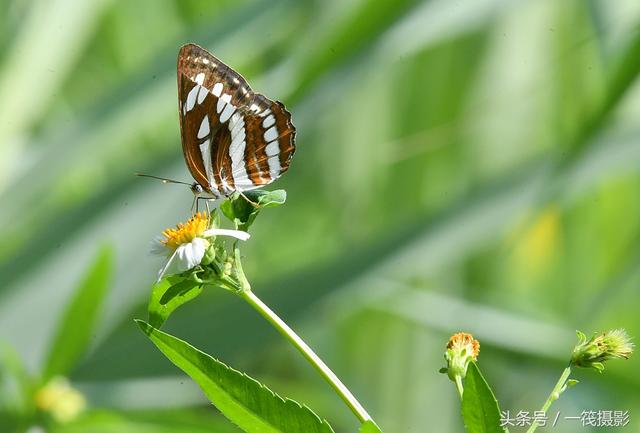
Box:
[177,43,295,198]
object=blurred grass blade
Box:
[43,245,113,380]
[360,420,383,433]
[0,0,112,188]
[366,283,573,359]
[0,340,34,427]
[604,29,640,121]
[136,320,335,433]
[563,26,640,164]
[49,408,244,433]
[462,363,505,433]
[288,0,419,103]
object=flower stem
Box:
[454,375,464,400]
[525,366,572,433]
[238,288,373,423]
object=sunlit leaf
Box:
[461,363,506,433]
[221,190,286,231]
[136,320,334,433]
[148,276,204,329]
[360,420,384,433]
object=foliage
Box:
[359,420,383,433]
[1,0,640,431]
[44,246,113,380]
[221,190,287,231]
[0,246,113,432]
[461,363,505,433]
[147,276,204,328]
[137,320,335,433]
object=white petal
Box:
[203,228,250,241]
[157,250,178,282]
[175,238,208,272]
[191,237,209,259]
[150,236,169,256]
[176,245,188,271]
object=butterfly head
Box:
[190,182,205,196]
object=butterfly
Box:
[176,43,296,201]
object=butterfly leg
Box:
[238,191,260,207]
[193,197,212,216]
[191,195,198,214]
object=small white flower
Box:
[153,212,250,281]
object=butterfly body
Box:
[177,44,296,199]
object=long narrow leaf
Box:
[49,409,242,433]
[43,245,112,379]
[136,320,334,433]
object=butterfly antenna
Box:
[135,173,192,186]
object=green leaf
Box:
[221,190,287,231]
[565,379,579,388]
[148,276,204,328]
[461,363,506,433]
[43,245,113,380]
[136,320,334,433]
[0,340,34,420]
[360,420,383,433]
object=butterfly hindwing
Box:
[177,43,296,197]
[230,98,295,190]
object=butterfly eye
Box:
[191,183,204,194]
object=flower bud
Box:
[571,329,634,372]
[223,260,233,277]
[442,332,480,382]
[201,244,216,266]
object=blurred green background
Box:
[1,0,639,432]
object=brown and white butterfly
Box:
[177,43,295,200]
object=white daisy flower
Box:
[152,212,249,281]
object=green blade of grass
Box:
[43,245,113,380]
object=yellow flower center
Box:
[161,212,209,251]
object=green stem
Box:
[454,375,464,400]
[526,367,572,433]
[238,288,372,423]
